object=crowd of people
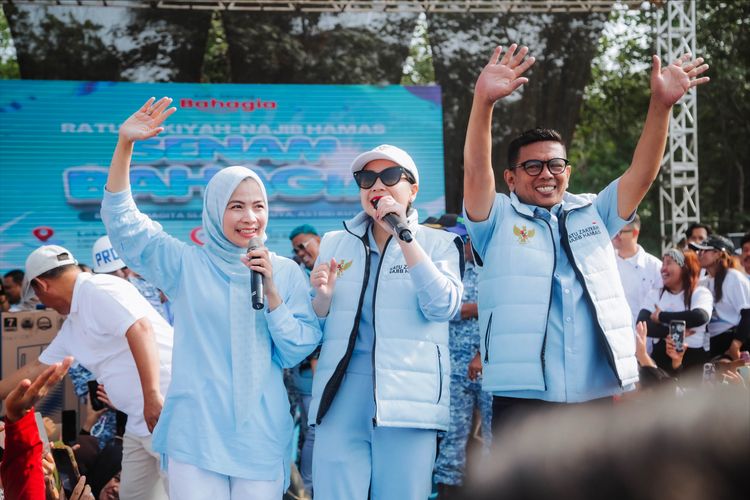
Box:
[1,43,747,500]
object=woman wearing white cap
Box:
[309,144,463,499]
[100,97,322,500]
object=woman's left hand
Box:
[372,195,407,237]
[241,246,281,310]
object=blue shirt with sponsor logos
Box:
[466,179,631,402]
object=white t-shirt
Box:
[700,268,750,337]
[39,273,173,437]
[640,286,713,350]
[616,245,663,325]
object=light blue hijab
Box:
[202,166,270,430]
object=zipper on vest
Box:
[370,235,392,426]
[436,344,443,404]
[559,209,622,387]
[483,313,493,363]
[536,215,556,392]
[315,225,371,425]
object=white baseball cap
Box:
[349,144,420,185]
[92,235,126,274]
[22,245,78,298]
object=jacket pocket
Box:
[483,313,494,363]
[435,344,444,404]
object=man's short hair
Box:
[3,269,24,285]
[33,264,79,284]
[686,222,712,239]
[507,128,565,168]
[740,232,750,248]
[626,213,641,231]
[289,224,319,240]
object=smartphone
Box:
[61,409,77,446]
[115,410,128,438]
[669,320,686,353]
[87,380,105,411]
[52,444,80,497]
[34,411,51,455]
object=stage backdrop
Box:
[0,81,445,271]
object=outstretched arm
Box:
[464,44,535,222]
[617,54,709,219]
[106,97,176,193]
[125,318,163,433]
[0,360,48,400]
[3,358,73,421]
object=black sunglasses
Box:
[353,166,415,189]
[293,239,314,252]
[510,158,569,177]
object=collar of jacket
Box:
[509,191,592,218]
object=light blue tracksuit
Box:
[310,210,463,500]
[101,167,321,490]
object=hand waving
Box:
[651,53,709,107]
[119,97,176,143]
[474,44,536,105]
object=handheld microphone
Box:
[247,236,264,310]
[372,199,413,242]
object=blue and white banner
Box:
[0,81,444,270]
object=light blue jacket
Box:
[475,192,639,393]
[309,210,463,431]
[101,188,321,481]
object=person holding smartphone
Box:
[309,144,463,500]
[693,235,750,360]
[636,248,713,374]
[101,98,322,500]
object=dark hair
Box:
[686,222,712,240]
[661,250,701,309]
[31,263,79,287]
[3,269,24,285]
[466,388,749,500]
[507,128,565,168]
[741,232,750,248]
[630,213,641,230]
[712,250,735,303]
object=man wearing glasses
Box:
[289,224,321,275]
[462,43,710,428]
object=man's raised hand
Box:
[474,44,536,105]
[119,97,176,143]
[651,53,709,108]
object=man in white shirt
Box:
[0,245,173,500]
[612,214,663,326]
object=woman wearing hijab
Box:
[101,97,322,500]
[308,145,463,500]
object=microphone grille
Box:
[247,236,263,251]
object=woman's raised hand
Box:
[311,258,338,299]
[119,97,176,143]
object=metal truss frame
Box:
[656,0,699,251]
[2,0,644,13]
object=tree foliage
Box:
[222,11,416,84]
[569,1,750,252]
[0,8,19,79]
[694,0,750,234]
